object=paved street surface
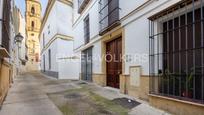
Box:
[0,72,170,115]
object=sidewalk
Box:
[41,73,171,115]
[79,84,171,115]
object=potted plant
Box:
[158,69,173,94]
[181,68,194,98]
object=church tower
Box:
[25,0,41,71]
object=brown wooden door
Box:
[106,37,122,88]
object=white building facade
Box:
[72,0,204,114]
[40,0,79,79]
[18,10,27,73]
[40,0,204,114]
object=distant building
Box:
[25,0,41,71]
[40,0,79,79]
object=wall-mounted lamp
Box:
[15,33,24,47]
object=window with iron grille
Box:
[43,33,45,48]
[84,15,90,44]
[2,0,11,52]
[78,0,90,13]
[99,0,120,35]
[48,49,51,70]
[149,0,204,104]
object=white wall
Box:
[119,0,149,19]
[40,1,74,51]
[40,1,79,79]
[40,2,57,50]
[57,39,79,79]
[56,1,73,36]
[73,0,99,50]
[120,0,182,75]
[124,16,149,75]
[72,0,183,76]
[41,39,59,72]
[92,41,102,74]
[19,12,26,60]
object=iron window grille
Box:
[81,47,93,81]
[48,49,51,70]
[2,0,11,52]
[99,0,120,35]
[78,0,90,13]
[84,15,90,44]
[149,0,204,104]
[43,33,45,48]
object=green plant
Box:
[181,67,195,98]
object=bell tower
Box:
[25,0,41,71]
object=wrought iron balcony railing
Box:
[99,0,120,35]
[78,0,90,13]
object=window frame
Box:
[48,49,51,70]
[84,15,90,44]
[149,0,204,104]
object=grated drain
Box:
[64,93,82,99]
[77,82,87,85]
[112,98,141,109]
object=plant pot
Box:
[182,91,193,98]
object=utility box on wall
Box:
[130,66,141,87]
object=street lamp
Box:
[14,33,24,75]
[15,33,24,45]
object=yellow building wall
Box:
[0,60,12,105]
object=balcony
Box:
[78,0,91,13]
[99,0,120,35]
[1,0,11,54]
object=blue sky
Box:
[15,0,48,17]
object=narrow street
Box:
[0,0,204,114]
[0,72,169,115]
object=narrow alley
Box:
[0,0,204,114]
